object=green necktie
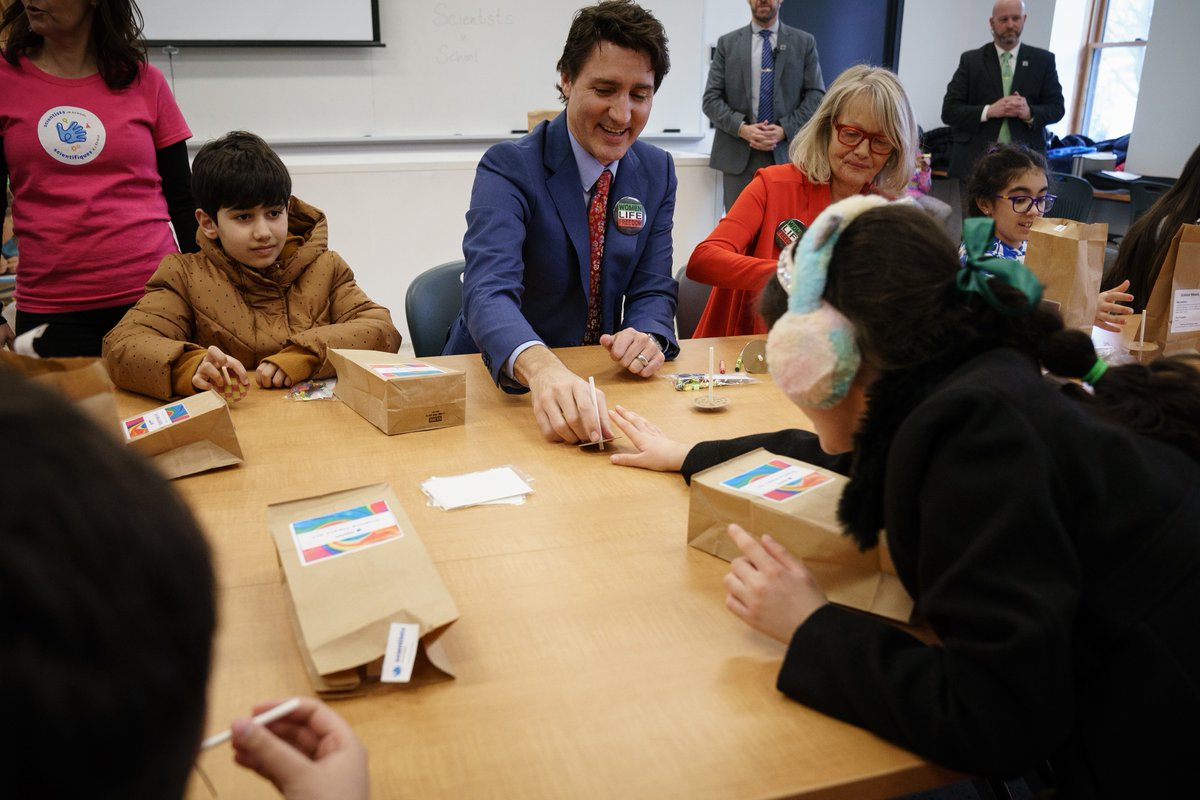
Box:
[998,51,1013,144]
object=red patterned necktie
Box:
[583,168,612,345]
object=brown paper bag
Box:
[688,449,913,623]
[267,483,459,695]
[0,352,118,432]
[1143,223,1200,355]
[330,348,466,435]
[1025,217,1107,330]
[121,390,244,479]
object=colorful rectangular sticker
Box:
[289,499,404,565]
[721,459,833,502]
[369,362,447,378]
[123,402,190,440]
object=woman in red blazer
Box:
[687,65,918,337]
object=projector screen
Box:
[141,0,382,47]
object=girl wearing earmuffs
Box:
[609,195,1200,797]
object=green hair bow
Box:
[957,217,1043,316]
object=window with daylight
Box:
[1077,0,1154,141]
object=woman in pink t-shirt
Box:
[0,0,197,356]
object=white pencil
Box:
[708,346,715,404]
[201,697,302,749]
[588,375,604,451]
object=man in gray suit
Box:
[703,0,824,210]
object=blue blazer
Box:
[443,113,679,390]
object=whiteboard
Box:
[144,0,706,141]
[140,0,380,45]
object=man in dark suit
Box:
[443,1,678,444]
[703,0,824,210]
[941,0,1064,178]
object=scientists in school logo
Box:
[38,106,106,165]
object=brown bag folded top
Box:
[688,448,913,623]
[329,348,466,435]
[1025,217,1107,331]
[0,352,118,433]
[120,390,244,479]
[267,482,459,696]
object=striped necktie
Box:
[758,30,774,124]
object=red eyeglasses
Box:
[833,123,895,156]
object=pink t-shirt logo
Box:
[38,106,106,165]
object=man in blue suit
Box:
[444,0,679,444]
[941,0,1064,179]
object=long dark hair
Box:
[759,203,1200,461]
[1042,332,1200,462]
[1,0,147,89]
[1107,142,1200,309]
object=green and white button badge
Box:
[774,218,807,250]
[613,197,646,235]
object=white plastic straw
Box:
[588,375,604,450]
[708,346,715,404]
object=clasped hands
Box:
[988,93,1030,121]
[193,344,294,393]
[741,121,785,152]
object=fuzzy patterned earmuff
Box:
[766,194,890,409]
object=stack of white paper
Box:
[421,466,534,510]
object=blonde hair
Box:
[788,65,919,197]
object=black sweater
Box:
[684,348,1200,797]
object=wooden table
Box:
[118,337,960,799]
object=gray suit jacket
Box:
[703,23,825,174]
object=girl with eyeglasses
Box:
[961,143,1058,262]
[964,143,1135,331]
[684,65,918,338]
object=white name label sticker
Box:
[1170,289,1200,334]
[381,622,420,683]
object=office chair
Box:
[404,259,465,357]
[1047,172,1094,222]
[674,265,712,339]
[1128,179,1174,227]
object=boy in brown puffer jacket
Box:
[103,131,401,400]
